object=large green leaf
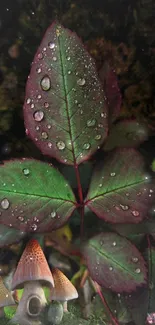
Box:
[145,244,155,313]
[83,232,147,292]
[23,22,108,165]
[85,148,155,223]
[0,159,76,232]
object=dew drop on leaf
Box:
[109,266,113,271]
[120,204,129,211]
[36,67,42,74]
[135,268,141,273]
[132,257,139,263]
[53,56,57,61]
[1,198,10,209]
[87,119,96,127]
[95,134,102,140]
[33,110,44,122]
[50,211,56,218]
[44,102,49,108]
[77,78,86,86]
[131,210,140,217]
[110,172,116,177]
[83,143,91,150]
[23,168,30,176]
[113,241,117,246]
[48,42,55,49]
[56,141,66,150]
[41,132,48,139]
[47,142,52,148]
[101,112,107,118]
[30,224,38,231]
[37,53,44,60]
[26,98,31,104]
[41,75,51,91]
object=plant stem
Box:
[92,281,119,325]
[74,164,84,239]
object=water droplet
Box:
[30,103,34,109]
[50,211,56,218]
[41,132,48,139]
[33,110,44,122]
[131,210,139,217]
[135,268,141,274]
[67,56,71,61]
[26,98,31,104]
[77,78,86,86]
[87,119,96,127]
[1,198,10,209]
[109,266,113,271]
[101,112,107,118]
[53,56,57,61]
[120,204,129,211]
[36,67,42,74]
[37,53,43,60]
[44,102,49,108]
[110,172,116,177]
[56,141,65,150]
[23,168,30,176]
[37,94,42,99]
[30,224,37,231]
[47,124,51,129]
[68,70,71,75]
[47,142,52,148]
[95,134,102,140]
[99,183,103,188]
[113,242,117,246]
[83,143,91,150]
[48,42,55,49]
[41,75,51,91]
[132,257,138,263]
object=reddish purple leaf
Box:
[83,232,147,292]
[99,61,122,125]
[24,22,108,165]
[85,148,155,223]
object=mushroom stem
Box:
[62,301,68,312]
[11,281,47,324]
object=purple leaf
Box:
[24,22,108,165]
[83,232,147,292]
[85,148,155,223]
[99,61,121,125]
[103,119,149,151]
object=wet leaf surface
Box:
[83,232,147,292]
[0,159,76,232]
[85,148,155,223]
[24,22,108,165]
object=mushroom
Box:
[11,239,54,324]
[50,268,78,312]
[0,276,15,317]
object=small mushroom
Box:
[11,239,54,324]
[0,276,15,317]
[50,268,78,312]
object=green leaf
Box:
[103,119,148,151]
[83,232,147,292]
[125,287,148,325]
[85,148,155,223]
[23,21,108,165]
[0,159,76,232]
[0,225,26,247]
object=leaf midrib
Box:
[90,242,142,279]
[0,189,75,203]
[86,178,148,202]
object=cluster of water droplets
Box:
[24,24,109,163]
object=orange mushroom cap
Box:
[50,268,78,301]
[0,276,15,307]
[11,239,54,290]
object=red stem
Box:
[74,164,84,238]
[93,281,119,325]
